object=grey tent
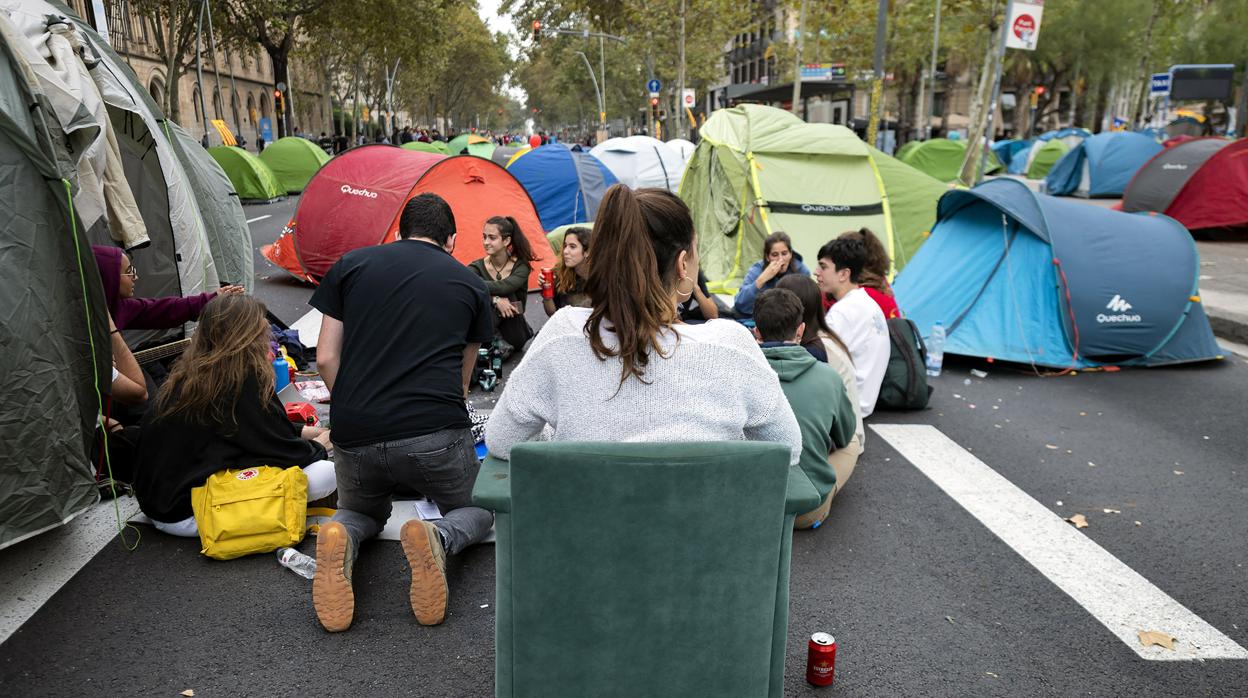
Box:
[0,12,108,549]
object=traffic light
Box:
[1034,86,1046,96]
[274,88,285,113]
[532,20,542,43]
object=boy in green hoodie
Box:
[753,289,858,529]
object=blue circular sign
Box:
[647,79,661,93]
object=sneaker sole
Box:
[312,522,354,632]
[401,520,448,625]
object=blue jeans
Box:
[331,428,493,555]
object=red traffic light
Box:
[274,89,282,98]
[532,20,541,30]
[1034,86,1046,95]
[650,97,659,107]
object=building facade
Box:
[63,0,327,147]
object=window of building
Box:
[148,77,164,110]
[192,87,203,123]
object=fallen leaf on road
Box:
[1202,435,1210,440]
[946,616,955,624]
[1103,508,1121,514]
[1079,411,1087,416]
[968,404,976,409]
[1056,500,1063,506]
[1137,630,1177,650]
[994,424,1002,429]
[181,691,195,697]
[1135,521,1142,527]
[1088,461,1097,467]
[1066,513,1089,529]
[985,672,999,678]
[1174,470,1184,476]
[1045,444,1059,450]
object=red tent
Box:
[1163,139,1248,232]
[263,145,549,288]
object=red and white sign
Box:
[681,89,696,109]
[1005,1,1044,51]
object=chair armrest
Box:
[472,454,512,512]
[785,464,821,515]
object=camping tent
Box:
[402,140,451,155]
[259,136,331,193]
[897,138,1002,182]
[0,10,108,549]
[1044,131,1162,197]
[894,178,1221,368]
[679,104,949,292]
[992,138,1032,171]
[491,145,527,167]
[1122,137,1248,232]
[9,0,241,352]
[590,135,685,191]
[208,146,285,202]
[507,144,618,229]
[666,138,695,162]
[447,133,496,159]
[1017,128,1089,178]
[263,146,550,289]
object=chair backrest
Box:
[501,441,792,697]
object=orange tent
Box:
[263,145,549,288]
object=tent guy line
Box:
[871,423,1248,661]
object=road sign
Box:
[1169,64,1235,101]
[276,81,287,93]
[681,89,696,109]
[1150,72,1171,96]
[647,78,661,94]
[1005,0,1045,51]
[259,118,273,142]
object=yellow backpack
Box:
[190,466,308,560]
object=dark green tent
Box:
[401,140,451,155]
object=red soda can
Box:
[806,632,837,686]
[540,267,555,299]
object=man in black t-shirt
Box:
[309,193,494,632]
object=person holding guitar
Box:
[92,245,244,331]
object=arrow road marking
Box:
[871,424,1248,661]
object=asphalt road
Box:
[2,199,1246,696]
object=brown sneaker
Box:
[313,521,355,632]
[400,519,448,625]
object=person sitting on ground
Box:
[753,289,857,529]
[772,275,866,516]
[133,295,334,539]
[823,228,901,320]
[486,185,801,464]
[678,270,719,324]
[468,216,539,352]
[540,226,592,316]
[96,311,148,486]
[815,237,890,418]
[733,231,812,319]
[92,245,244,331]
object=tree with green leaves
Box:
[129,0,200,123]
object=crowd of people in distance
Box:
[93,180,900,633]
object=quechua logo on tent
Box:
[1097,294,1141,324]
[340,184,378,199]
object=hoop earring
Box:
[675,275,695,301]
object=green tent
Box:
[546,221,595,258]
[898,138,1002,182]
[402,140,451,155]
[259,136,330,193]
[1026,139,1069,179]
[0,12,107,548]
[447,133,496,159]
[680,104,948,292]
[208,146,284,202]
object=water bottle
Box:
[926,322,946,377]
[273,356,291,392]
[276,547,316,580]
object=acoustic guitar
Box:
[131,337,192,365]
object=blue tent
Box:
[507,144,618,229]
[992,139,1032,170]
[894,178,1221,369]
[1044,131,1162,197]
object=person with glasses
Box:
[92,245,244,331]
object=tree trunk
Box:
[268,48,290,138]
[1093,79,1110,133]
[166,61,182,124]
[322,69,333,136]
[1131,0,1160,127]
[958,12,1003,185]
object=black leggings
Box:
[495,310,532,350]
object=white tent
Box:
[666,138,696,163]
[590,135,684,192]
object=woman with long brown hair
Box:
[485,185,800,463]
[134,295,335,537]
[540,226,592,316]
[732,231,812,319]
[468,215,540,350]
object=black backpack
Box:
[875,317,933,410]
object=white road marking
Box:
[871,424,1248,661]
[246,214,272,223]
[0,496,139,646]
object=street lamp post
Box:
[542,26,625,136]
[575,51,605,135]
[925,0,943,140]
[791,0,808,116]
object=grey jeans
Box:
[331,427,493,555]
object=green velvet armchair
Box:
[472,441,820,698]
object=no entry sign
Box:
[1005,0,1045,51]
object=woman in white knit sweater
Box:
[485,185,801,464]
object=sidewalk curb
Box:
[1209,310,1248,346]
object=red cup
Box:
[540,267,555,299]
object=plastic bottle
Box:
[274,356,291,392]
[926,322,946,378]
[276,547,316,580]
